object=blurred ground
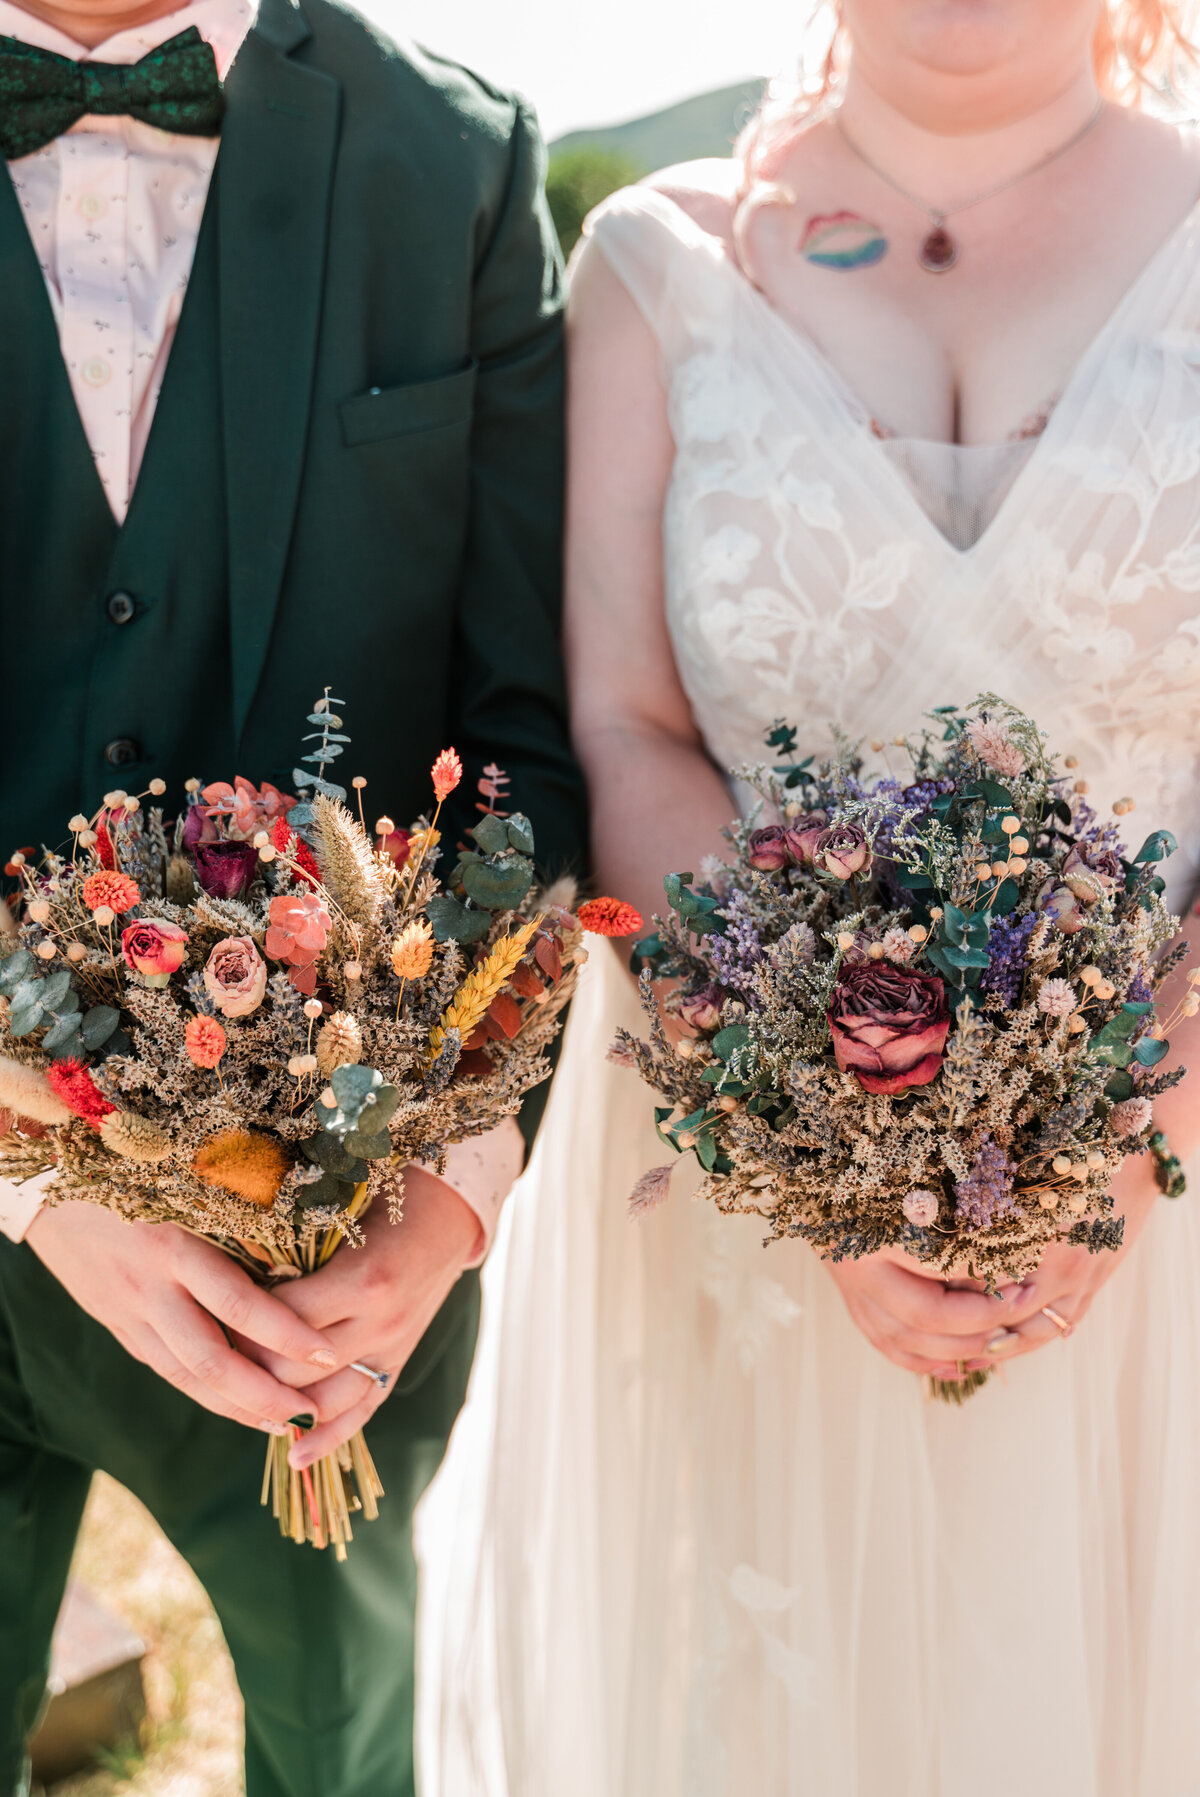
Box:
[32,1475,244,1797]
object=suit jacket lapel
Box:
[219,0,340,745]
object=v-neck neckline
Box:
[658,185,1200,562]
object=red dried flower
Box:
[185,1016,227,1068]
[577,897,645,938]
[431,748,463,803]
[94,818,116,870]
[46,1059,116,1126]
[81,870,140,914]
[269,819,321,887]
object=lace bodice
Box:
[586,185,1200,910]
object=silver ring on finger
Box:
[1041,1305,1074,1339]
[350,1361,391,1390]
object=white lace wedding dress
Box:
[417,184,1200,1797]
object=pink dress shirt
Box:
[0,0,520,1254]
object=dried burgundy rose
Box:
[828,963,950,1096]
[746,826,792,872]
[192,840,259,900]
[812,822,872,881]
[783,811,828,864]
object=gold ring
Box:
[1041,1305,1073,1339]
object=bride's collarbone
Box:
[735,126,1200,448]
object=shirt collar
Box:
[0,0,259,81]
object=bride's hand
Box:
[825,1250,1042,1380]
[956,1154,1161,1371]
[825,1156,1161,1379]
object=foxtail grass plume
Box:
[0,1056,73,1126]
[312,793,386,932]
[193,1130,289,1207]
[100,1110,172,1163]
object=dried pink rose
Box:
[966,717,1027,779]
[203,936,267,1018]
[676,985,724,1032]
[1061,843,1122,906]
[783,811,828,864]
[746,826,792,872]
[121,919,188,980]
[1041,885,1087,935]
[1110,1097,1153,1138]
[812,822,872,882]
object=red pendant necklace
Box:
[835,101,1105,274]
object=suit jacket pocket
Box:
[339,362,478,448]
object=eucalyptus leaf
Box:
[1134,1035,1170,1066]
[0,950,33,996]
[505,813,535,856]
[42,1015,82,1054]
[8,1005,43,1039]
[696,1131,718,1172]
[461,857,534,911]
[1104,1070,1136,1101]
[1089,1040,1134,1069]
[470,814,511,856]
[712,1024,751,1063]
[294,1170,344,1209]
[1133,830,1178,864]
[11,977,44,1013]
[989,879,1021,916]
[426,894,492,944]
[938,943,991,970]
[343,1129,392,1160]
[38,968,73,1009]
[80,1005,120,1050]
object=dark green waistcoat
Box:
[0,178,232,854]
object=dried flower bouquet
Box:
[0,694,617,1550]
[619,699,1189,1397]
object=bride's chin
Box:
[849,0,1043,83]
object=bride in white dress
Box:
[419,4,1200,1792]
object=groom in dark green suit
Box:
[0,0,585,1790]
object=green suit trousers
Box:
[0,1240,479,1797]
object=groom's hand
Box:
[25,1201,341,1432]
[259,1170,481,1468]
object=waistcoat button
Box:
[106,590,136,625]
[104,738,141,768]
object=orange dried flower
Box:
[391,920,435,982]
[577,897,644,938]
[431,748,463,803]
[185,1015,226,1068]
[81,870,140,915]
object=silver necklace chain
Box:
[835,99,1106,228]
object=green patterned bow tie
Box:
[0,26,224,161]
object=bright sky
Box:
[358,1,822,141]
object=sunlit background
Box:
[359,0,812,140]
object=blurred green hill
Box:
[546,78,766,255]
